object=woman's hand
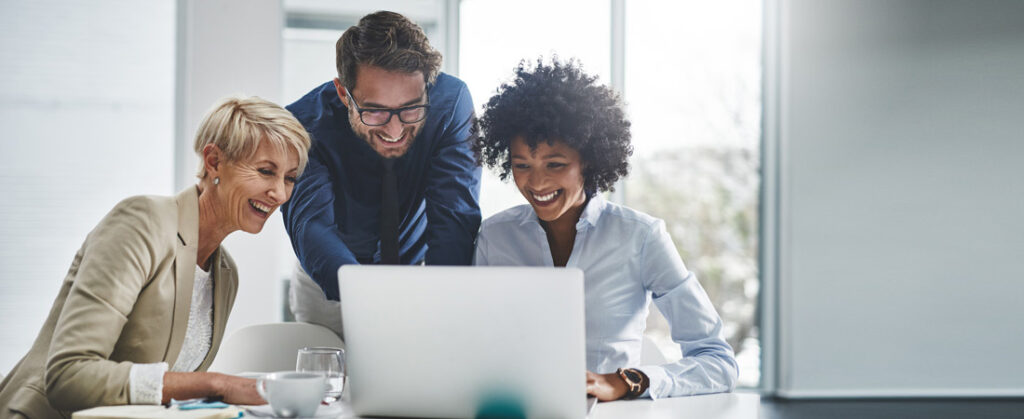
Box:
[586,371,629,401]
[211,373,264,406]
[163,372,265,405]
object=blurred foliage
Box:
[625,145,760,353]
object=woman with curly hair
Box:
[473,59,738,400]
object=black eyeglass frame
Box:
[344,88,430,126]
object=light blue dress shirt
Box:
[474,195,738,398]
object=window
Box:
[623,0,762,387]
[460,0,610,217]
[282,1,447,105]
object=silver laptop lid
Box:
[339,265,587,419]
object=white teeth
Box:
[249,200,271,214]
[379,133,401,143]
[532,190,559,202]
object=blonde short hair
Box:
[194,96,311,179]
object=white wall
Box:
[176,0,292,340]
[774,0,1024,396]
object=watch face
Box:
[622,369,641,383]
[618,368,643,399]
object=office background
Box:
[1,0,1022,398]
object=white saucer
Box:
[244,404,343,418]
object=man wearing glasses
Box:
[282,11,481,335]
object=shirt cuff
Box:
[635,365,668,400]
[129,362,168,405]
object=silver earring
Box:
[213,177,220,185]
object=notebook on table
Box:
[339,265,590,418]
[71,405,242,419]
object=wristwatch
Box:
[616,368,650,400]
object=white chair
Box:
[208,322,345,374]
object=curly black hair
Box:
[475,58,633,195]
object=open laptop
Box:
[338,265,592,418]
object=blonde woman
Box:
[0,96,311,417]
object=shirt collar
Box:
[576,193,606,230]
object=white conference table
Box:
[318,391,760,419]
[71,391,760,418]
[590,392,760,419]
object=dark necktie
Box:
[379,158,400,264]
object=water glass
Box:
[296,346,345,403]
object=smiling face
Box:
[510,137,588,224]
[336,65,427,159]
[214,140,300,234]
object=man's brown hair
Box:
[336,11,443,90]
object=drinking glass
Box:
[295,347,345,403]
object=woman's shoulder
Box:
[480,204,534,231]
[91,194,180,244]
[597,200,664,231]
[109,194,177,223]
[112,193,175,210]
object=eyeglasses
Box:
[345,89,430,126]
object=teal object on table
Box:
[475,391,526,419]
[170,397,233,411]
[178,401,231,410]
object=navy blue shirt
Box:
[283,73,481,300]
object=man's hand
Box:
[586,371,629,401]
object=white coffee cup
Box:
[256,371,328,418]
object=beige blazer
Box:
[0,187,238,418]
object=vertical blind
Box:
[0,0,176,374]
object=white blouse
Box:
[128,265,214,404]
[474,195,738,398]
